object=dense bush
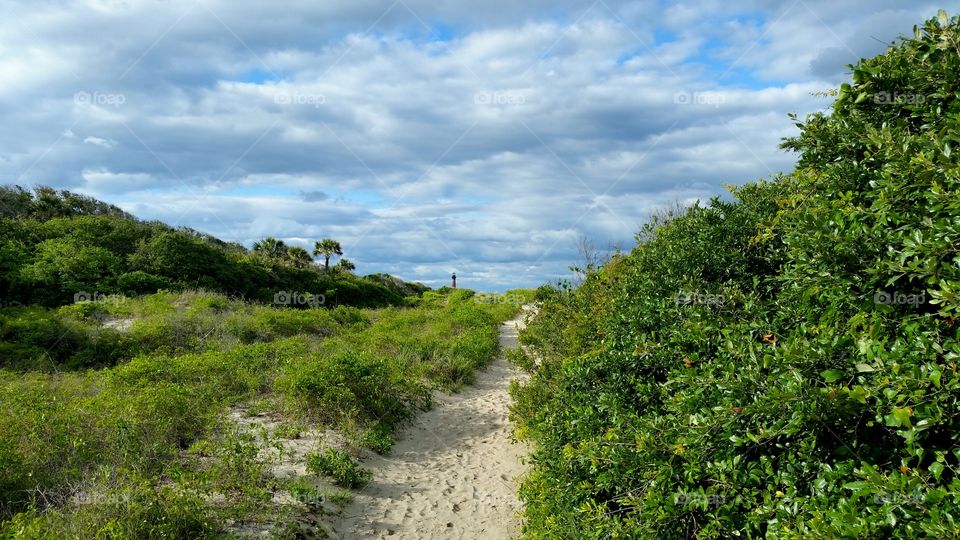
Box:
[0,306,134,370]
[0,186,132,221]
[278,349,429,428]
[512,12,960,539]
[0,291,334,369]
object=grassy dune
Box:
[0,288,527,538]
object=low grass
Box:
[0,287,525,538]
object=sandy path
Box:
[328,308,530,539]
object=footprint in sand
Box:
[328,307,533,540]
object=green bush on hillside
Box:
[0,188,416,309]
[306,448,371,488]
[513,12,960,539]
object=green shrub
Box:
[0,308,84,369]
[285,478,325,509]
[329,305,370,327]
[272,422,304,440]
[115,271,172,295]
[505,347,535,372]
[305,448,371,488]
[278,349,428,427]
[357,424,395,454]
[193,427,274,519]
[512,12,960,539]
[325,490,354,507]
[1,480,216,539]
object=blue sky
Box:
[0,0,950,291]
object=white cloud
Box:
[83,136,118,149]
[0,1,947,290]
[80,169,157,193]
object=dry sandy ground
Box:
[327,307,532,539]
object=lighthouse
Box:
[451,273,457,288]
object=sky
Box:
[0,0,951,291]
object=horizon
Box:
[0,0,947,292]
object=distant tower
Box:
[451,273,457,288]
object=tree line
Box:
[251,236,354,272]
[0,186,420,308]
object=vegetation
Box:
[0,182,527,537]
[0,186,419,308]
[251,237,289,260]
[313,238,343,270]
[306,448,372,488]
[512,12,960,539]
[0,288,519,537]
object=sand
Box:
[327,307,531,539]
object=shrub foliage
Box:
[512,12,960,538]
[0,289,517,537]
[0,187,414,308]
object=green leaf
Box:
[843,481,872,493]
[892,407,913,428]
[821,369,844,383]
[929,462,944,481]
[855,363,875,373]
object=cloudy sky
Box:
[0,0,949,291]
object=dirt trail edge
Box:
[328,306,532,539]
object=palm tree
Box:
[286,246,314,268]
[253,237,287,260]
[336,258,356,273]
[313,238,343,270]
